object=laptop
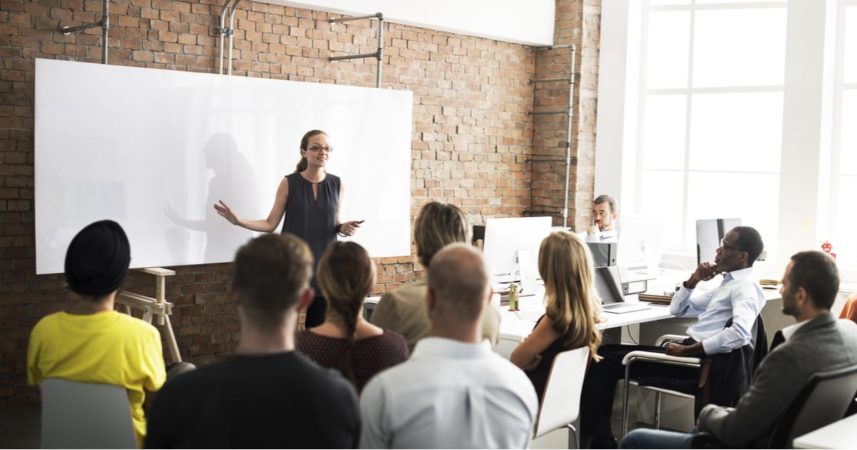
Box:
[595,266,651,314]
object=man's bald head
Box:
[427,243,489,325]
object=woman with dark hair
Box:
[296,241,408,391]
[214,130,363,327]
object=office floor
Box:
[0,404,40,448]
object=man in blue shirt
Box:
[581,226,765,448]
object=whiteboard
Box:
[35,58,412,274]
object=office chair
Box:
[40,378,136,449]
[621,317,766,436]
[531,346,590,449]
[691,363,857,448]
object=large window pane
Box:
[845,6,857,83]
[646,11,690,89]
[641,170,685,248]
[841,90,857,175]
[834,176,857,264]
[643,94,687,170]
[686,172,780,253]
[693,8,787,87]
[688,92,783,172]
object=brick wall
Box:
[0,0,600,405]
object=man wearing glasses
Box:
[585,194,619,242]
[581,226,766,448]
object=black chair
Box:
[691,363,857,448]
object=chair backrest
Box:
[40,378,136,449]
[768,364,857,448]
[533,346,590,439]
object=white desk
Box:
[495,279,782,358]
[792,413,857,449]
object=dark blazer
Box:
[698,313,857,448]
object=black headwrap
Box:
[64,220,131,297]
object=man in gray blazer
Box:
[619,250,857,449]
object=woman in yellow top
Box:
[27,220,166,448]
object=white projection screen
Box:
[35,59,412,274]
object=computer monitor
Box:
[483,217,553,279]
[594,265,624,304]
[696,218,742,265]
[588,242,618,268]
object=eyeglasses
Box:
[719,239,743,252]
[307,145,333,153]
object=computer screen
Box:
[483,217,553,278]
[696,218,741,265]
[594,265,624,305]
[588,242,617,268]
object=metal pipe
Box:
[562,45,576,229]
[218,0,239,75]
[328,13,384,87]
[218,0,228,74]
[329,52,378,62]
[227,0,240,75]
[59,0,109,64]
[528,77,566,84]
[528,111,568,116]
[101,0,108,64]
[329,13,381,24]
[375,14,384,88]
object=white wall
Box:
[35,59,412,274]
[256,0,555,46]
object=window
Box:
[830,1,857,268]
[636,1,788,253]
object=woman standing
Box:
[214,130,362,327]
[510,231,602,401]
[297,241,408,391]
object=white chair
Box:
[40,378,136,449]
[531,346,591,449]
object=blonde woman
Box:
[510,231,602,400]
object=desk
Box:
[792,413,857,449]
[495,279,782,359]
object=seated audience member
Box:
[360,244,538,449]
[582,226,766,448]
[145,234,360,448]
[584,194,619,242]
[371,201,500,351]
[297,241,409,391]
[27,220,166,448]
[620,251,857,448]
[510,231,602,400]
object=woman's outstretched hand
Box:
[214,200,239,225]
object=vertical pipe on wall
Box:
[101,0,109,64]
[376,13,384,88]
[227,1,240,75]
[563,45,576,229]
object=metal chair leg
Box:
[622,364,632,436]
[568,422,580,449]
[654,391,662,429]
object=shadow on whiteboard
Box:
[163,133,255,263]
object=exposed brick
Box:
[0,0,600,407]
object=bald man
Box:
[359,244,538,449]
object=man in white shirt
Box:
[619,250,857,448]
[585,194,619,242]
[581,226,766,448]
[359,244,538,449]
